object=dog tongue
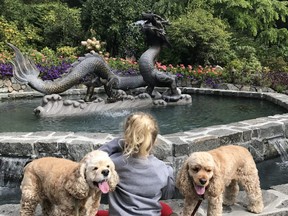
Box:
[98,181,110,194]
[194,185,205,195]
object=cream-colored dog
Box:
[20,150,119,216]
[176,145,264,216]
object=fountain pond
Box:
[0,93,286,134]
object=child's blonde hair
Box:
[123,112,158,158]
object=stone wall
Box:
[0,77,87,98]
[0,76,278,95]
[0,77,28,94]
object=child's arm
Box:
[98,138,124,156]
[161,165,175,199]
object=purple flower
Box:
[0,63,13,77]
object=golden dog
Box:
[20,150,119,216]
[176,145,264,216]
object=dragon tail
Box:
[7,43,40,84]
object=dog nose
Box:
[101,169,109,177]
[199,179,207,185]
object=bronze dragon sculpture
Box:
[137,12,182,102]
[8,12,187,114]
[8,43,146,102]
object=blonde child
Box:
[97,112,176,216]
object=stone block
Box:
[173,155,188,178]
[34,140,59,157]
[7,86,13,92]
[4,79,11,87]
[230,127,253,142]
[0,87,8,93]
[58,142,69,156]
[264,139,283,160]
[152,135,172,160]
[0,156,31,187]
[0,141,33,157]
[67,141,94,161]
[282,120,288,138]
[207,129,243,145]
[245,139,265,162]
[259,122,284,139]
[173,143,190,157]
[12,83,21,91]
[188,136,220,153]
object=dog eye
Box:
[93,167,98,170]
[192,168,199,172]
[206,169,212,172]
[107,165,110,168]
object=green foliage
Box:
[0,0,288,85]
[26,46,77,66]
[56,46,78,59]
[30,2,83,49]
[223,46,262,85]
[81,0,157,57]
[163,9,232,65]
[151,0,190,19]
[0,16,27,52]
[264,56,288,73]
[209,0,288,45]
[0,0,83,51]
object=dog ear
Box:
[64,163,90,199]
[79,161,86,179]
[206,160,224,197]
[176,160,194,197]
[108,167,119,191]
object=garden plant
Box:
[0,0,288,92]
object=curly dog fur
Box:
[176,145,264,216]
[20,150,119,216]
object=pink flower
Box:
[156,62,162,67]
[161,65,167,71]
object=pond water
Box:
[1,157,287,205]
[0,94,286,135]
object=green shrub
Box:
[0,16,27,52]
[56,46,78,60]
[162,9,232,66]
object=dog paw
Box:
[247,203,264,214]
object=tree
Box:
[209,0,288,45]
[163,9,232,65]
[81,0,158,57]
[32,2,83,49]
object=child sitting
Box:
[97,112,176,216]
